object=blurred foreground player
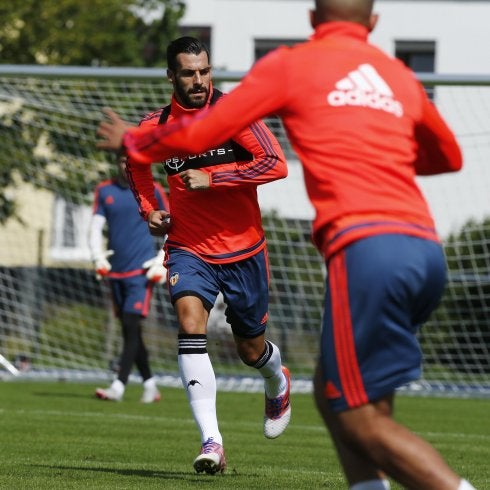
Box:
[96,1,475,488]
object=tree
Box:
[0,0,185,67]
[0,0,186,223]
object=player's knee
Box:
[235,338,264,365]
[178,321,206,334]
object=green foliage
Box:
[0,0,185,67]
[39,302,108,369]
[445,217,490,273]
[0,0,184,221]
[425,218,490,374]
[0,76,172,221]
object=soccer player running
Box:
[95,2,476,488]
[123,37,291,475]
[89,155,169,404]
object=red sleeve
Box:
[414,84,463,175]
[123,48,290,165]
[126,158,159,220]
[124,112,167,220]
[154,182,169,212]
[209,118,287,188]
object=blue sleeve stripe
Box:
[211,122,279,183]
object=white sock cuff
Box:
[458,479,476,490]
[143,377,156,388]
[350,479,390,490]
[111,379,125,394]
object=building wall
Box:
[1,181,54,267]
[181,0,490,74]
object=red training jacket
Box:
[124,22,462,258]
[126,85,287,263]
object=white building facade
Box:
[180,0,490,75]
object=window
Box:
[395,40,435,98]
[395,40,436,73]
[254,38,304,62]
[50,196,92,262]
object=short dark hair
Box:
[166,36,210,72]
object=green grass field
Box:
[0,380,488,489]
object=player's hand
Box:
[148,210,171,237]
[93,250,114,280]
[96,107,134,151]
[179,169,211,191]
[142,252,166,285]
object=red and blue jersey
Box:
[126,86,287,264]
[92,179,168,275]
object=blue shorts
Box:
[319,234,446,412]
[110,274,153,318]
[166,248,269,338]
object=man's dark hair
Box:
[166,37,210,72]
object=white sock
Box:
[350,479,391,490]
[143,377,156,390]
[254,340,286,398]
[110,379,125,396]
[178,334,222,445]
[458,480,476,490]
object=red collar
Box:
[310,21,369,42]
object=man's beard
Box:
[175,83,209,109]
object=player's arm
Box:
[126,155,161,220]
[126,158,171,236]
[208,119,287,188]
[87,186,113,279]
[413,84,463,175]
[179,118,287,191]
[141,184,169,283]
[97,48,290,164]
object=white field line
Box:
[4,408,490,441]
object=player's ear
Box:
[368,13,379,32]
[309,9,318,29]
[167,69,174,84]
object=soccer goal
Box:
[0,65,489,396]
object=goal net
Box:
[0,66,489,396]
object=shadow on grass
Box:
[32,464,244,483]
[33,391,94,399]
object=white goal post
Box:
[0,65,489,397]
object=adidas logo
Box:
[327,63,403,117]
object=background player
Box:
[125,36,291,474]
[89,155,169,403]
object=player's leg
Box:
[234,332,291,439]
[124,278,160,403]
[167,248,225,474]
[313,363,390,489]
[115,276,160,403]
[175,295,226,474]
[221,249,291,439]
[335,395,463,489]
[316,235,473,489]
[95,279,126,401]
[118,311,144,384]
